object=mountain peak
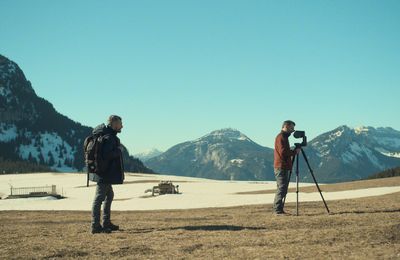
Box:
[147,128,273,180]
[202,128,251,142]
[134,148,163,161]
[0,54,36,101]
[354,126,372,135]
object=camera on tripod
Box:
[283,129,330,215]
[293,130,307,147]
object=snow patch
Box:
[1,173,399,211]
[0,123,17,142]
[18,132,77,171]
[379,151,400,158]
[333,129,344,138]
[354,126,369,135]
[238,135,250,141]
[230,159,244,166]
[322,128,345,145]
[205,128,251,142]
[341,142,385,169]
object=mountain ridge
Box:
[147,126,400,183]
[0,54,153,174]
[147,128,274,180]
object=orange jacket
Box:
[274,131,296,170]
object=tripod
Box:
[282,146,330,216]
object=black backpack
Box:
[83,133,106,174]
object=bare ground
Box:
[1,179,400,259]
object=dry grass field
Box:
[1,177,400,259]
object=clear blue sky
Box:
[1,0,399,154]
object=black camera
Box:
[293,130,307,147]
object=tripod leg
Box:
[300,149,330,214]
[296,153,299,216]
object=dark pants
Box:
[273,168,289,213]
[91,183,114,227]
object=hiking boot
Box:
[274,211,290,216]
[103,222,119,231]
[91,225,112,234]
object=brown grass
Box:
[1,180,400,259]
[236,176,400,195]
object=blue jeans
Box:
[273,168,289,213]
[91,183,114,227]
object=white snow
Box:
[238,135,250,141]
[341,142,385,169]
[134,148,163,161]
[203,128,251,142]
[18,132,77,171]
[315,144,330,157]
[379,151,400,158]
[0,172,399,211]
[332,129,344,138]
[40,132,75,162]
[321,128,345,145]
[354,126,370,135]
[230,159,244,166]
[0,123,17,142]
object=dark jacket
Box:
[274,131,296,170]
[89,124,125,184]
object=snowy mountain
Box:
[146,128,274,180]
[306,125,400,182]
[146,126,400,183]
[134,148,163,162]
[0,54,153,173]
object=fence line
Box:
[10,185,57,196]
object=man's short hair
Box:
[282,120,295,128]
[108,115,122,125]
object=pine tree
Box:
[48,151,55,166]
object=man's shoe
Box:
[274,211,290,216]
[103,222,119,231]
[91,225,112,234]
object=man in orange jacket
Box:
[273,120,300,215]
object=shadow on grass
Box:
[172,225,267,231]
[124,225,267,233]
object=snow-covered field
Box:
[0,172,399,211]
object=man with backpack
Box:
[86,115,125,234]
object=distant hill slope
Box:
[367,166,400,179]
[134,148,163,162]
[0,54,154,174]
[146,128,274,180]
